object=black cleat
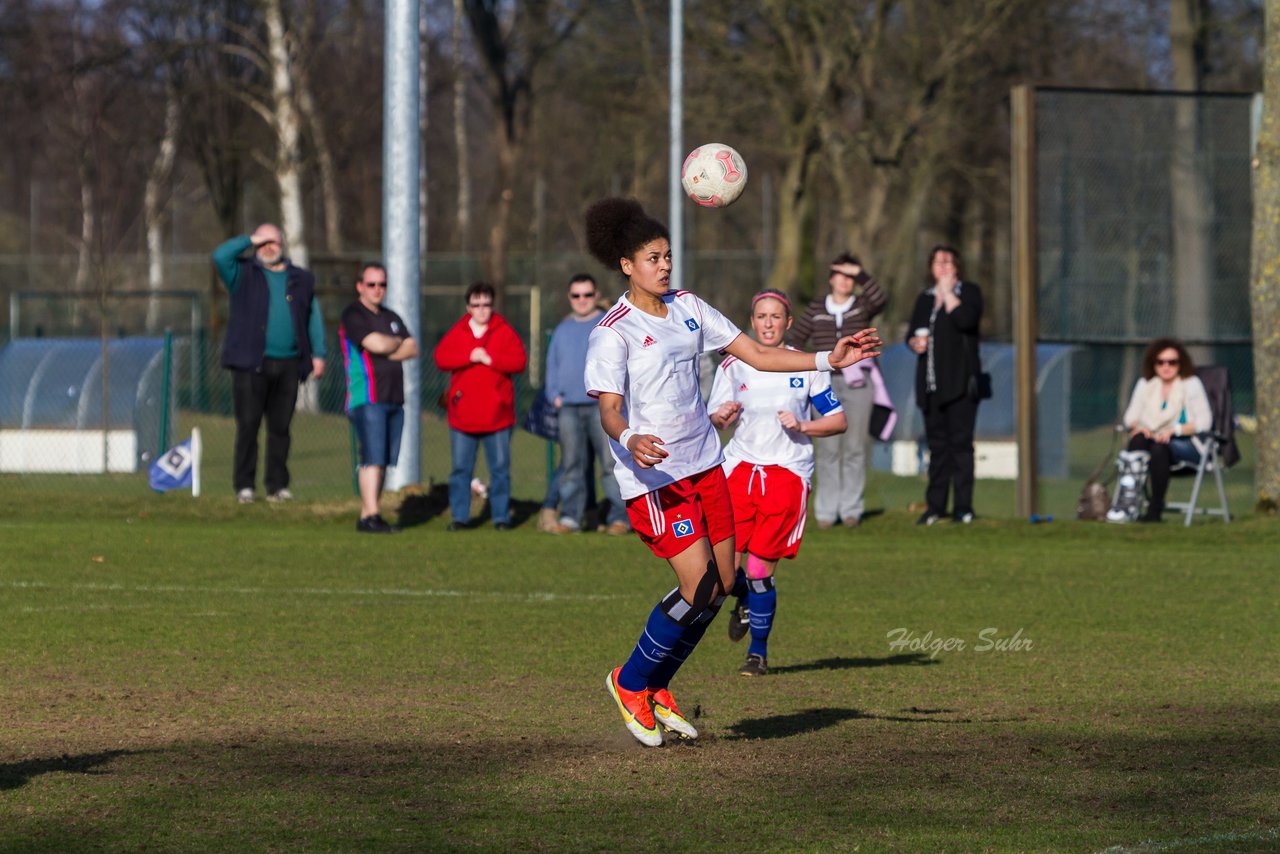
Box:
[739,653,767,677]
[727,603,750,643]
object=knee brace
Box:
[660,560,725,626]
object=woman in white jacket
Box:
[1121,338,1212,522]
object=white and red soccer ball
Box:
[681,143,748,208]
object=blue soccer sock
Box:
[731,566,747,600]
[647,597,723,691]
[746,576,776,660]
[617,589,700,692]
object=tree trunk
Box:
[487,127,517,301]
[453,0,471,254]
[1250,0,1280,512]
[1170,0,1213,363]
[296,74,342,253]
[419,0,430,260]
[765,130,820,298]
[74,169,94,332]
[264,0,316,412]
[146,83,181,333]
[265,0,307,269]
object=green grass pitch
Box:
[0,419,1276,851]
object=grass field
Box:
[1,467,1278,852]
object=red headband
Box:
[751,291,791,311]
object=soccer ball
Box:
[681,143,748,208]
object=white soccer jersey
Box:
[584,290,743,499]
[707,347,843,482]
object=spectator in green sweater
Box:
[212,223,326,504]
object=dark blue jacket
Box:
[221,259,318,379]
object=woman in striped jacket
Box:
[786,253,886,529]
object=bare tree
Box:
[260,0,307,268]
[1170,0,1214,361]
[294,2,343,253]
[1250,0,1280,512]
[463,0,582,300]
[452,0,471,252]
[144,78,182,332]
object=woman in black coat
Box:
[906,245,984,525]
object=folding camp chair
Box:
[1163,365,1238,527]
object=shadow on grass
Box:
[0,749,154,791]
[769,653,942,674]
[723,706,975,740]
[395,483,543,530]
[4,717,1277,849]
[394,483,451,529]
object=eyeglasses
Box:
[1155,358,1180,366]
[362,281,387,289]
[569,292,596,300]
[468,301,493,308]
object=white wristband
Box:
[814,350,833,373]
[618,428,638,451]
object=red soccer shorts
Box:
[726,461,809,561]
[626,466,735,559]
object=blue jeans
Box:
[349,403,404,468]
[449,427,512,525]
[557,403,626,526]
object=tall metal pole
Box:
[384,0,422,489]
[668,0,684,289]
[1011,85,1039,518]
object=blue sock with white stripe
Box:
[746,576,776,660]
[617,590,695,692]
[647,599,723,690]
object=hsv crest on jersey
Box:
[672,518,695,538]
[684,318,700,331]
[642,335,657,348]
[789,377,804,388]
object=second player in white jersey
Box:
[708,349,842,483]
[709,289,850,678]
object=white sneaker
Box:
[557,516,582,533]
[236,489,255,505]
[266,488,294,503]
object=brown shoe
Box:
[842,517,860,529]
[816,519,835,530]
[605,521,631,536]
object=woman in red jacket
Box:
[433,282,529,530]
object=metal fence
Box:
[1035,88,1256,426]
[0,248,777,501]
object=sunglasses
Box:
[1155,358,1180,366]
[569,292,596,300]
[363,281,387,289]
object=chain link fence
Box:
[1036,88,1256,423]
[0,249,777,502]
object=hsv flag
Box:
[148,429,202,495]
